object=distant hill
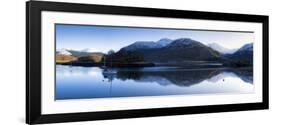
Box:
[207,43,237,54]
[56,54,77,63]
[118,38,221,63]
[223,43,253,66]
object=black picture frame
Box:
[26,1,269,124]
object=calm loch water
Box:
[55,65,254,100]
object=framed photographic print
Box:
[26,1,269,124]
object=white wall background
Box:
[0,0,279,124]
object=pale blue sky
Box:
[56,24,254,53]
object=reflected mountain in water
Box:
[56,65,254,100]
[102,67,253,87]
[232,68,253,83]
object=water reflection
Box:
[102,67,253,87]
[56,65,253,100]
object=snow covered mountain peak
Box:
[207,43,237,54]
[122,38,173,51]
[238,43,253,51]
[156,38,173,47]
[167,38,196,47]
[57,48,72,55]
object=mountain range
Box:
[118,38,221,62]
[56,38,253,67]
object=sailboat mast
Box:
[110,55,112,67]
[104,56,106,67]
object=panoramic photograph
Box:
[55,24,254,100]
